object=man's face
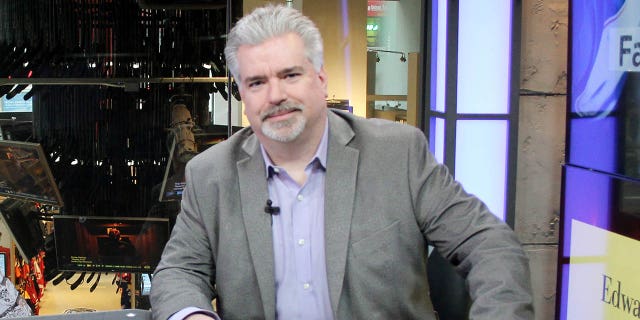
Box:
[236,33,328,144]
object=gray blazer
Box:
[150,110,533,320]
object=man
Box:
[150,4,534,320]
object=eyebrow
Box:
[243,74,266,85]
[276,66,304,77]
[243,66,305,84]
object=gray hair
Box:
[224,4,324,82]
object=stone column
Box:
[517,1,568,319]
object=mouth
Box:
[261,104,302,121]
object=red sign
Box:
[367,0,385,17]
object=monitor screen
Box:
[0,140,63,206]
[141,273,152,295]
[159,126,236,202]
[0,198,45,260]
[0,252,6,277]
[560,1,640,318]
[567,0,640,180]
[557,165,640,319]
[53,215,170,273]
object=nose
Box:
[268,79,287,105]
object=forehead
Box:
[236,33,309,75]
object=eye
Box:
[247,80,264,88]
[284,72,301,80]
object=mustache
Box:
[260,102,304,121]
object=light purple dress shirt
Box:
[260,122,333,320]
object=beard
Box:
[260,102,306,142]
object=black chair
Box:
[427,249,471,320]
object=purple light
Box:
[455,120,508,220]
[434,0,447,113]
[569,117,617,173]
[429,117,445,163]
[457,0,512,114]
[341,0,351,94]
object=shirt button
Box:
[297,239,305,246]
[273,167,280,173]
[303,283,311,290]
[297,194,304,201]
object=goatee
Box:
[260,102,306,142]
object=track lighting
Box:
[368,49,407,63]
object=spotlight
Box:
[5,84,28,99]
[368,49,406,63]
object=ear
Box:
[235,78,244,96]
[318,66,329,98]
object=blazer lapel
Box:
[238,135,276,320]
[324,111,358,314]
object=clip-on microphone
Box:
[264,199,280,215]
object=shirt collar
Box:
[260,118,329,178]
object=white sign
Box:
[609,27,640,71]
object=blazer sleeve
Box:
[150,160,218,320]
[406,127,534,319]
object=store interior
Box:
[0,0,424,316]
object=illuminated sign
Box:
[367,0,385,17]
[566,220,640,319]
[609,27,640,71]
